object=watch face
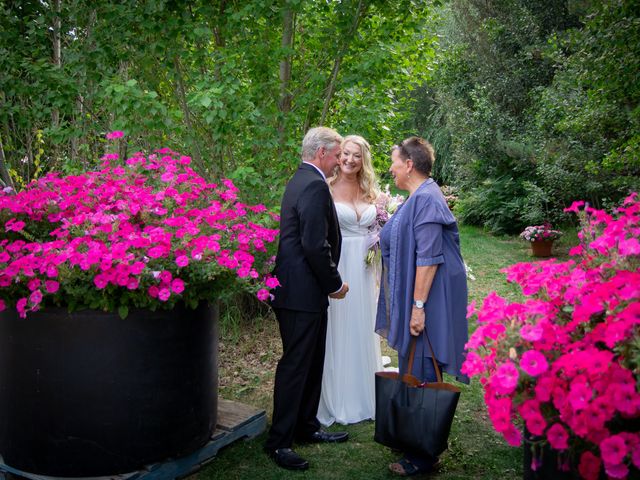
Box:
[414,300,424,308]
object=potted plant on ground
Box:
[462,193,640,480]
[0,133,280,476]
[519,223,563,257]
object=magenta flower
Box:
[44,280,59,293]
[520,350,548,377]
[578,451,601,480]
[461,351,485,376]
[569,381,593,412]
[175,255,189,267]
[170,279,185,294]
[5,218,25,232]
[547,423,569,450]
[105,130,124,140]
[600,435,629,465]
[158,288,171,302]
[490,362,519,395]
[604,462,629,479]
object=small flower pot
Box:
[0,302,218,477]
[530,240,554,257]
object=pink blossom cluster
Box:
[520,222,563,242]
[462,193,640,480]
[0,145,280,317]
[365,186,404,266]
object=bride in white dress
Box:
[317,135,383,426]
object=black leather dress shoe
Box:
[300,429,349,443]
[266,448,309,470]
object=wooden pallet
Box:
[0,399,266,480]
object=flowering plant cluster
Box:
[462,193,640,480]
[365,185,404,266]
[440,184,459,211]
[0,138,280,318]
[520,223,563,242]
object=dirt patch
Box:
[217,310,397,416]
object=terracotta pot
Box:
[530,239,554,257]
[0,302,218,477]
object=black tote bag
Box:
[374,334,460,458]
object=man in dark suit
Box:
[265,127,350,471]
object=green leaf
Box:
[118,305,129,319]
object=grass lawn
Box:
[191,225,577,480]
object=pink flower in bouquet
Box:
[365,186,404,266]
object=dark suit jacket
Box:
[270,163,343,312]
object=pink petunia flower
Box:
[520,350,548,377]
[546,423,569,450]
[170,278,185,294]
[158,288,171,302]
[176,255,189,267]
[578,452,601,480]
[569,381,593,412]
[604,462,629,479]
[490,362,519,395]
[106,130,124,139]
[600,435,628,465]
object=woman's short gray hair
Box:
[301,127,343,162]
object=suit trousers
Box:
[265,307,328,450]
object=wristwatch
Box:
[413,299,425,309]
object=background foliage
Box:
[1,0,637,230]
[0,0,438,207]
[415,0,640,233]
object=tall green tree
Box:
[0,0,438,205]
[415,0,639,233]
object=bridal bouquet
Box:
[365,186,404,266]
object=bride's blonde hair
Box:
[328,135,380,203]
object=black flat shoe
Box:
[299,429,349,443]
[266,447,309,470]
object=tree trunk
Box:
[319,0,367,126]
[173,56,205,173]
[51,0,62,128]
[0,134,14,189]
[277,8,295,155]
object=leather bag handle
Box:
[406,327,444,384]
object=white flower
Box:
[465,262,476,281]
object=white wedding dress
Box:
[317,202,383,426]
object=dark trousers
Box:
[265,308,328,450]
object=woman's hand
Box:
[409,307,425,336]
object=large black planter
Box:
[0,302,218,477]
[523,429,578,480]
[524,443,573,480]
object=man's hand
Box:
[409,307,425,336]
[329,282,349,299]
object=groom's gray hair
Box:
[301,127,342,162]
